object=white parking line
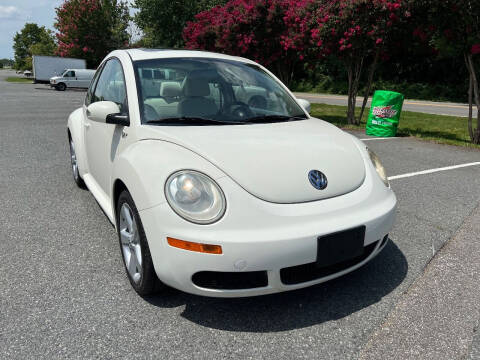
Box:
[388,162,480,180]
[360,137,399,141]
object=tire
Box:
[68,136,86,188]
[116,190,163,295]
[57,83,66,91]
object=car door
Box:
[83,58,128,196]
[65,70,75,87]
[77,72,89,88]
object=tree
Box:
[183,0,314,86]
[416,0,480,144]
[13,23,56,70]
[0,59,14,68]
[309,0,409,124]
[133,0,228,48]
[55,0,130,68]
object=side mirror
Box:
[86,101,129,126]
[297,98,311,114]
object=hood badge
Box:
[308,170,328,190]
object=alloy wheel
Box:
[119,203,142,284]
[69,139,79,181]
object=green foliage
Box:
[5,77,33,83]
[0,59,14,68]
[13,23,56,70]
[0,59,12,69]
[133,0,228,48]
[293,77,469,103]
[55,0,131,68]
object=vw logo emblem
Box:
[308,170,328,190]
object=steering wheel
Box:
[248,95,268,109]
[227,101,255,119]
[144,104,159,121]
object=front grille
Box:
[192,270,268,290]
[280,240,379,285]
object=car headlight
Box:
[368,148,389,187]
[165,170,226,224]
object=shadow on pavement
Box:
[34,86,86,92]
[144,239,407,332]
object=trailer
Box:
[32,56,86,83]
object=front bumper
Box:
[139,165,397,297]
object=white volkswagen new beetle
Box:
[67,49,396,297]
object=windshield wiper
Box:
[146,117,241,126]
[242,114,307,123]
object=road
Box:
[294,92,470,117]
[1,69,480,359]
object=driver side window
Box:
[92,59,128,114]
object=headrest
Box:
[153,70,165,80]
[182,74,210,97]
[160,82,181,97]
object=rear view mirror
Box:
[86,101,129,126]
[297,98,311,114]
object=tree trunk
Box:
[275,61,294,88]
[468,71,474,141]
[359,51,379,124]
[346,63,354,124]
[346,58,364,125]
[465,53,480,144]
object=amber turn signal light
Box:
[167,237,223,254]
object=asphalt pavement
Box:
[1,69,480,359]
[294,92,470,117]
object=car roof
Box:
[121,48,256,65]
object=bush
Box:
[292,76,469,103]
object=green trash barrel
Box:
[366,90,404,137]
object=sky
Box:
[0,0,136,60]
[0,0,64,59]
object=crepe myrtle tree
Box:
[133,0,228,48]
[183,0,314,87]
[309,0,409,125]
[417,0,480,144]
[55,0,130,68]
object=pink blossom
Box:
[472,44,480,55]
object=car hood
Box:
[137,118,366,203]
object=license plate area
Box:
[316,226,366,268]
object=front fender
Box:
[67,107,87,177]
[111,140,227,212]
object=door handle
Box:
[84,122,91,129]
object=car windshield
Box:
[133,57,307,125]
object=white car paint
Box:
[67,49,396,297]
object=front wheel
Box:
[56,83,66,91]
[117,190,163,295]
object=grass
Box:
[5,77,33,83]
[310,103,480,149]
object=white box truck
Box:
[32,55,86,83]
